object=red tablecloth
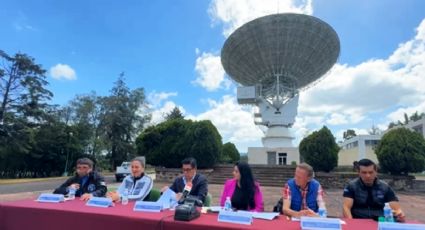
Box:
[0,199,382,230]
[162,212,379,230]
[0,199,170,230]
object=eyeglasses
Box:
[77,166,90,170]
[182,168,193,172]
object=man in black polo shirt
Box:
[342,159,405,222]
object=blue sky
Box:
[1,0,425,152]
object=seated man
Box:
[343,158,405,222]
[161,157,208,204]
[53,158,107,201]
[282,163,325,218]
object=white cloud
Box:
[187,95,263,152]
[295,18,425,140]
[326,113,349,126]
[50,64,77,80]
[148,91,178,108]
[415,19,425,40]
[150,101,186,125]
[14,23,36,31]
[146,91,184,125]
[208,0,313,37]
[147,91,262,151]
[386,101,425,124]
[192,51,231,91]
[13,11,37,32]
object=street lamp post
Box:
[63,131,73,176]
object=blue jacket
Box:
[288,178,320,212]
[118,174,153,201]
[53,171,107,197]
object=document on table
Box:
[157,188,176,209]
[251,212,280,220]
[207,206,223,212]
[236,211,280,220]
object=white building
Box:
[248,147,300,165]
[338,135,380,166]
[338,116,425,166]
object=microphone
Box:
[179,182,192,204]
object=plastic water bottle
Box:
[224,196,232,211]
[318,203,327,218]
[383,203,394,222]
[68,187,76,200]
[121,189,129,205]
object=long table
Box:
[0,199,167,230]
[0,199,381,230]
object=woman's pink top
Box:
[219,178,264,212]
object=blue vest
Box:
[288,178,320,212]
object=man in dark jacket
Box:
[161,157,208,203]
[343,158,405,222]
[53,158,107,201]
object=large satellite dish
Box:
[220,13,340,148]
[221,13,340,100]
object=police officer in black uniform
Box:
[54,158,107,201]
[342,159,405,222]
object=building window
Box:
[365,140,379,146]
[278,153,287,165]
[345,141,359,149]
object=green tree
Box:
[221,142,240,163]
[403,112,409,125]
[299,126,339,172]
[343,129,356,140]
[0,50,53,125]
[410,111,425,122]
[136,119,221,168]
[0,51,54,178]
[165,107,184,120]
[67,92,105,156]
[375,127,425,175]
[100,74,150,169]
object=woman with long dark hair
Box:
[220,162,263,211]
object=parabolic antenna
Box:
[222,13,340,100]
[221,13,340,148]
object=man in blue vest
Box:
[343,158,405,221]
[282,163,325,218]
